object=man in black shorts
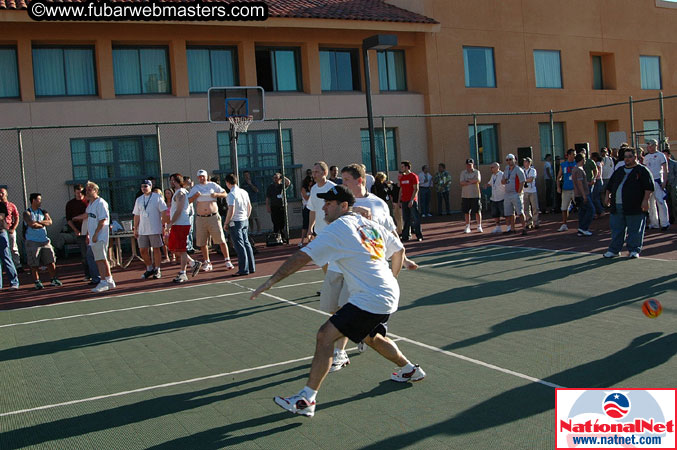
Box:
[460,158,483,233]
[250,185,426,417]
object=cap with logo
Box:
[197,169,208,177]
[141,179,153,187]
[317,184,356,206]
[465,158,474,164]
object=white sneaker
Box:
[391,364,426,382]
[273,394,316,417]
[557,224,568,232]
[477,226,483,233]
[9,285,19,290]
[629,251,640,259]
[464,225,471,234]
[224,260,235,270]
[492,226,502,234]
[91,281,109,293]
[107,279,116,289]
[173,273,189,283]
[329,350,350,373]
[202,262,213,272]
[603,251,620,258]
[577,228,592,236]
[357,341,366,353]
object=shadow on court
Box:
[0,364,311,449]
[360,332,677,449]
[445,274,676,350]
[0,301,293,363]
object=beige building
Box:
[0,0,675,242]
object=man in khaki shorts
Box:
[23,193,62,290]
[188,170,234,272]
[133,179,168,280]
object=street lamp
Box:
[363,34,398,176]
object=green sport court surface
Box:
[0,245,674,449]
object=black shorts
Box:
[462,197,481,214]
[490,200,505,218]
[329,302,390,343]
[302,207,310,230]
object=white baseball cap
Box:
[505,153,516,161]
[197,169,208,177]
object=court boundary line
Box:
[484,243,676,262]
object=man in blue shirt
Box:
[556,149,577,232]
[23,193,62,289]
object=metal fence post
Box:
[659,91,665,150]
[156,123,164,190]
[381,116,389,176]
[473,114,478,162]
[278,119,289,244]
[17,129,28,210]
[629,96,636,148]
[550,110,557,210]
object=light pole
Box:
[363,34,397,176]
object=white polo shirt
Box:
[226,185,251,226]
[308,180,336,235]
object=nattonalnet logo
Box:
[556,389,676,449]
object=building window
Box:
[217,129,298,200]
[70,136,160,213]
[0,47,20,98]
[534,50,562,89]
[255,47,302,92]
[643,120,660,143]
[539,122,566,159]
[463,46,496,88]
[592,55,603,90]
[360,128,398,173]
[377,50,406,91]
[113,47,171,95]
[187,47,238,93]
[468,124,499,165]
[32,46,97,96]
[320,49,360,91]
[596,122,608,149]
[640,55,661,90]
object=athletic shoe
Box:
[603,251,620,258]
[577,229,592,236]
[34,280,44,290]
[173,273,188,283]
[661,226,670,231]
[629,252,640,259]
[329,350,350,373]
[225,260,235,270]
[9,285,19,290]
[464,225,471,234]
[477,226,483,233]
[141,269,155,280]
[391,364,426,383]
[648,225,659,230]
[82,277,91,282]
[557,224,568,232]
[153,268,162,279]
[51,278,63,287]
[108,279,116,289]
[357,341,366,353]
[492,226,502,234]
[273,394,316,417]
[91,281,109,293]
[503,228,515,234]
[202,262,213,272]
[190,261,203,277]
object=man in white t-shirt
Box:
[133,179,168,280]
[77,181,115,293]
[224,173,255,276]
[486,162,506,233]
[360,164,375,193]
[522,157,540,229]
[601,147,615,193]
[308,161,336,242]
[188,170,234,272]
[250,184,426,418]
[643,139,670,230]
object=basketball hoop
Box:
[228,115,254,134]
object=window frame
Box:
[468,124,500,165]
[319,47,361,92]
[32,45,98,97]
[538,122,566,160]
[592,55,604,90]
[112,45,172,96]
[462,46,497,88]
[186,45,239,94]
[0,46,20,99]
[255,46,303,92]
[360,127,398,173]
[639,55,662,90]
[533,49,563,89]
[377,49,407,92]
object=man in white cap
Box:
[188,170,234,272]
[133,179,168,279]
[643,139,670,230]
[501,153,527,235]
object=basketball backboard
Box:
[208,86,265,122]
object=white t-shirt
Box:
[170,188,191,226]
[418,171,433,188]
[601,156,615,179]
[615,160,625,171]
[544,161,553,180]
[226,185,251,226]
[308,180,336,235]
[86,197,110,244]
[523,167,537,193]
[301,213,403,314]
[644,152,668,181]
[188,182,225,203]
[365,174,375,193]
[489,171,505,201]
[133,192,168,235]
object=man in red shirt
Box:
[398,161,423,241]
[0,187,21,270]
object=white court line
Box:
[485,243,677,262]
[0,280,323,329]
[416,248,533,269]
